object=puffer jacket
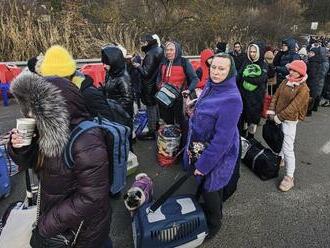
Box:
[137,40,164,106]
[102,45,134,117]
[8,73,111,248]
[273,37,301,85]
[238,41,268,124]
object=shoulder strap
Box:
[64,119,103,169]
[64,117,130,169]
[252,149,265,170]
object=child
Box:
[267,60,310,192]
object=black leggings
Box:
[202,189,223,231]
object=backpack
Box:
[64,117,130,194]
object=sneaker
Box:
[321,100,330,107]
[278,176,294,192]
[319,98,327,106]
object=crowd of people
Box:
[7,33,330,247]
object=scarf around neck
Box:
[286,74,308,86]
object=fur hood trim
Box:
[10,72,70,157]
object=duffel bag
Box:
[242,139,281,180]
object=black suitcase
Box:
[242,139,280,180]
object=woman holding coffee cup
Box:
[9,70,112,248]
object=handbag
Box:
[155,83,181,108]
[0,180,83,248]
[0,201,37,248]
[262,119,284,153]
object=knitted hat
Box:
[40,45,76,77]
[287,60,307,76]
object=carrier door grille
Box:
[150,218,201,243]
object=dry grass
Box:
[0,1,139,61]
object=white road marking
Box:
[321,140,330,154]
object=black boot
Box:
[312,97,320,112]
[240,129,248,139]
[247,132,254,140]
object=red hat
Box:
[287,60,307,76]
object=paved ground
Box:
[0,99,330,248]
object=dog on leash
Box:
[124,173,153,214]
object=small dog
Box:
[124,173,153,214]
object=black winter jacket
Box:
[307,50,323,98]
[101,46,134,117]
[137,41,164,106]
[273,38,301,85]
[80,79,132,129]
[229,51,246,72]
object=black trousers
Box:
[159,97,184,127]
[159,96,188,148]
[202,189,223,232]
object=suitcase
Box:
[242,139,280,180]
[64,116,130,194]
[0,146,10,198]
[132,173,208,248]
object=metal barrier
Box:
[3,55,201,68]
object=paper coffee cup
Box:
[16,118,36,146]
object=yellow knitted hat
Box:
[40,45,76,77]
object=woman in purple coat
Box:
[184,53,243,239]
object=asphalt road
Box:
[0,99,329,248]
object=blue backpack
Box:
[64,117,130,194]
[0,145,11,198]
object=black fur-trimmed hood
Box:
[10,72,89,157]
